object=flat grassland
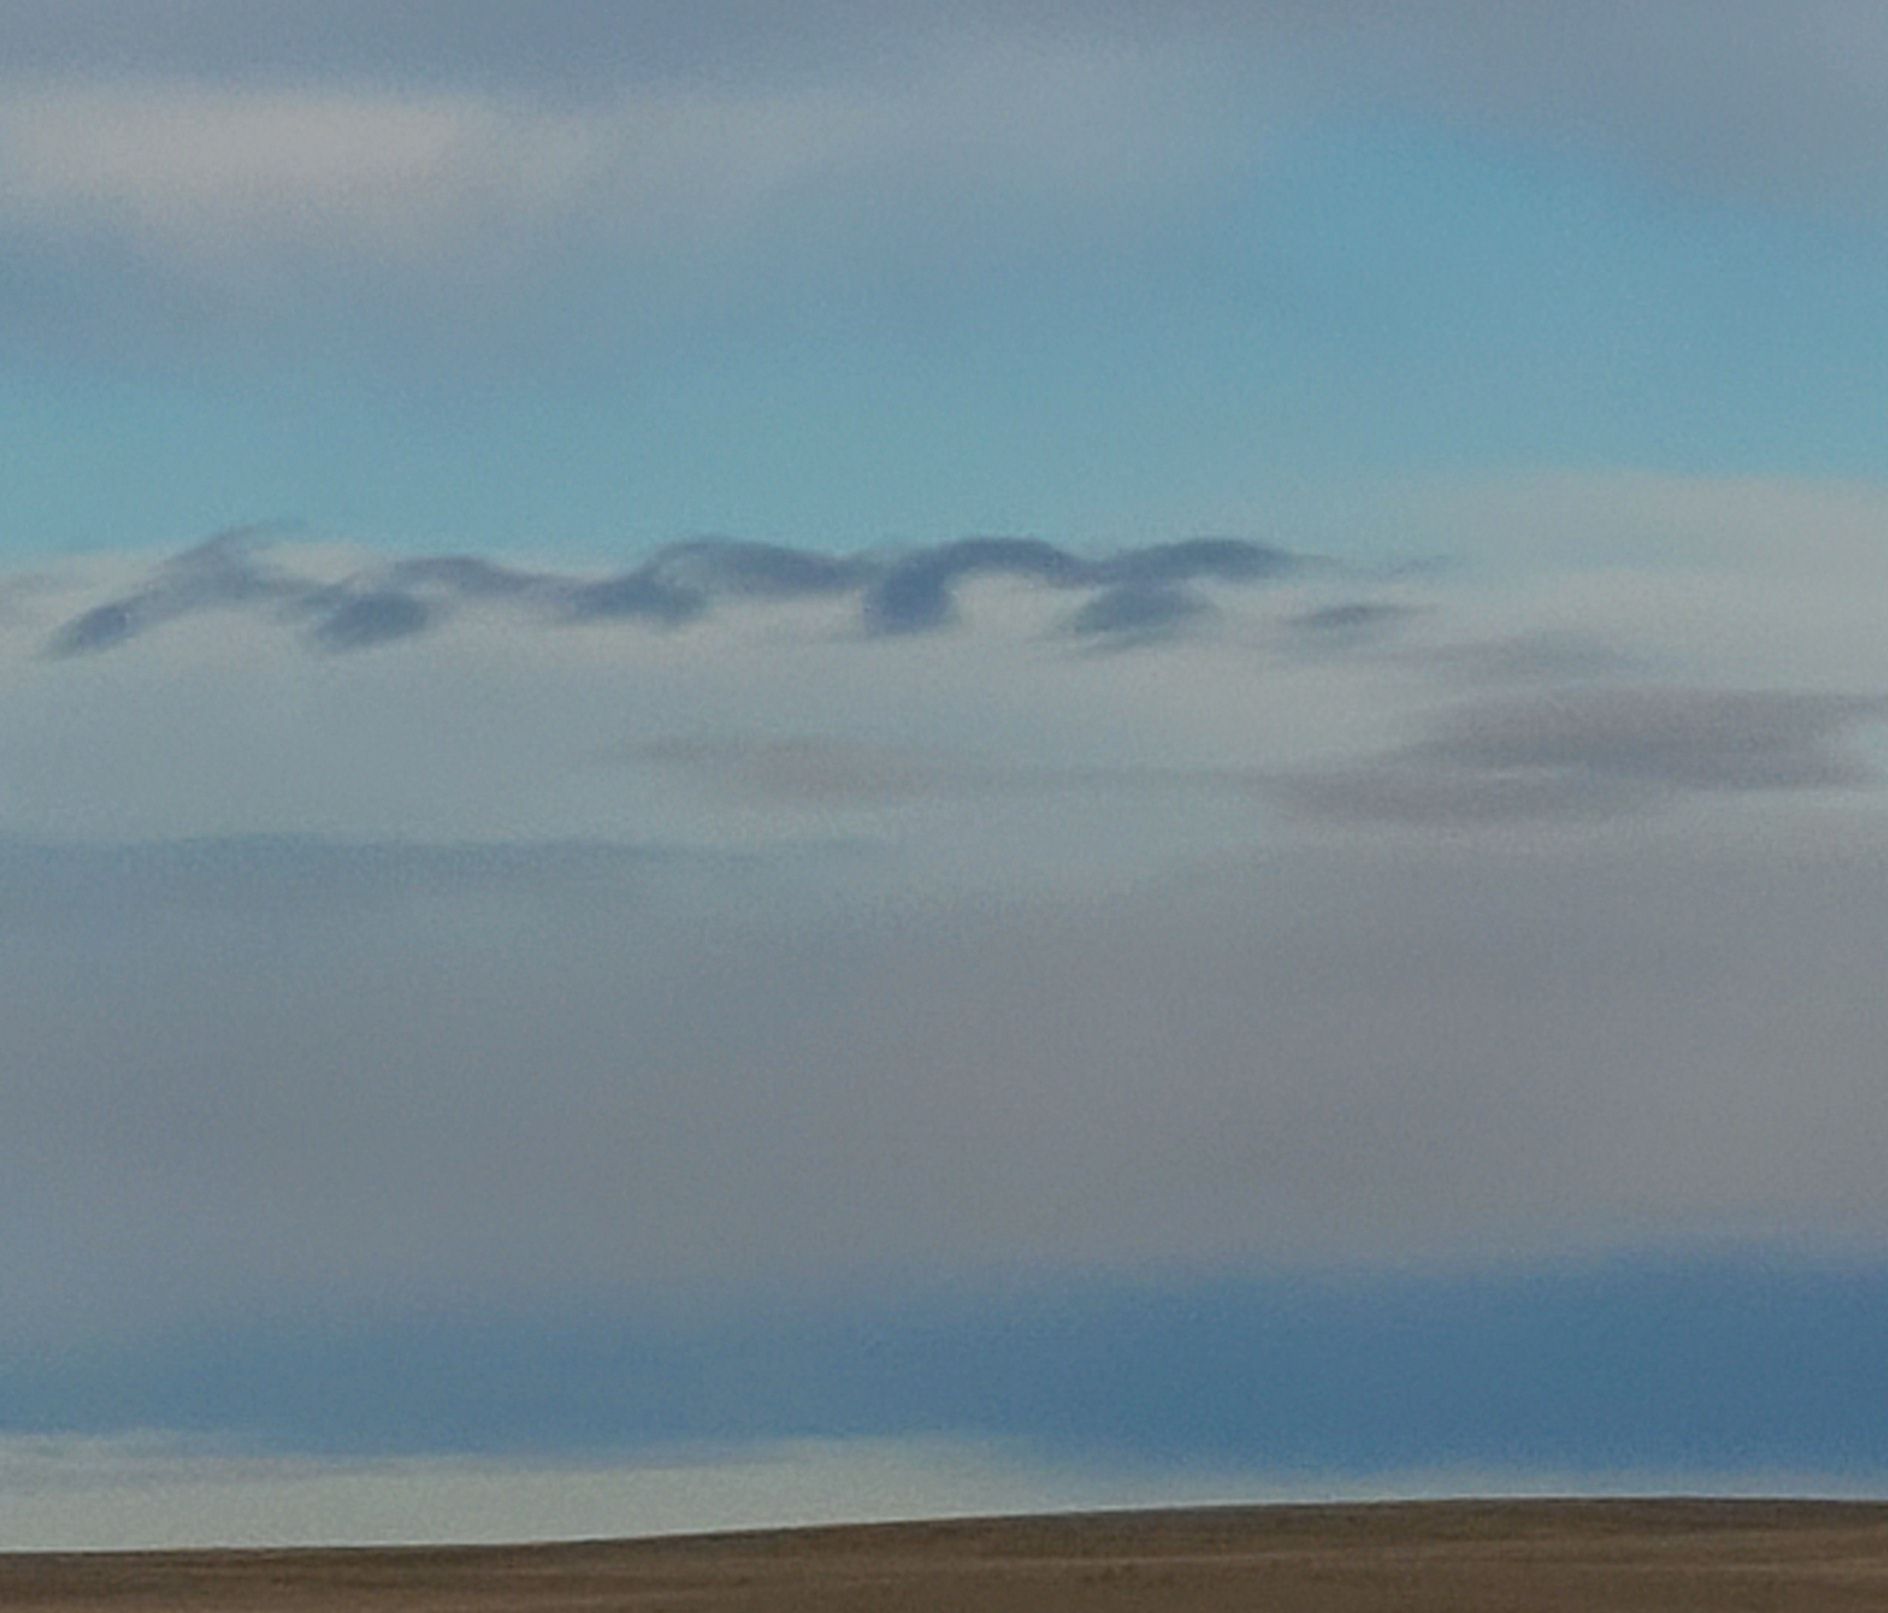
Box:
[7,1500,1888,1611]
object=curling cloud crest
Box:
[41,530,1306,657]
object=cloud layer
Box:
[0,18,1243,333]
[3,504,1887,1355]
[8,0,1888,367]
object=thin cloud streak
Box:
[1278,689,1888,827]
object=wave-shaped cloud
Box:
[41,530,1307,657]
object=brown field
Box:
[6,1499,1888,1611]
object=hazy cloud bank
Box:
[7,824,1888,1346]
[2,493,1885,1362]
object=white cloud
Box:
[0,36,1246,297]
[6,4,1884,360]
[1431,470,1888,574]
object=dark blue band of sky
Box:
[9,1257,1886,1481]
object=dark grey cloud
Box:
[1066,583,1212,643]
[1430,689,1885,792]
[379,556,550,599]
[46,599,142,657]
[1411,631,1640,687]
[1291,601,1414,637]
[1097,536,1300,589]
[860,535,1298,636]
[1059,540,1307,644]
[1282,762,1651,827]
[304,590,433,650]
[1282,688,1888,826]
[44,527,304,658]
[861,538,1091,635]
[637,538,874,600]
[561,571,709,627]
[562,540,867,625]
[42,533,1306,656]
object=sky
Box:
[3,0,1888,1550]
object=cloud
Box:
[1430,689,1885,791]
[1280,688,1888,826]
[1410,631,1640,687]
[379,555,549,598]
[859,537,1298,636]
[304,590,434,650]
[5,501,1888,1357]
[862,538,1092,635]
[1052,539,1308,647]
[7,3,1884,377]
[1291,602,1414,637]
[42,527,303,657]
[1431,472,1888,576]
[1066,583,1213,643]
[560,541,867,626]
[631,736,1218,806]
[44,598,141,656]
[1100,536,1304,588]
[40,533,1305,655]
[0,26,1245,318]
[636,737,1017,806]
[5,3,1885,248]
[634,539,872,601]
[9,818,1888,1349]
